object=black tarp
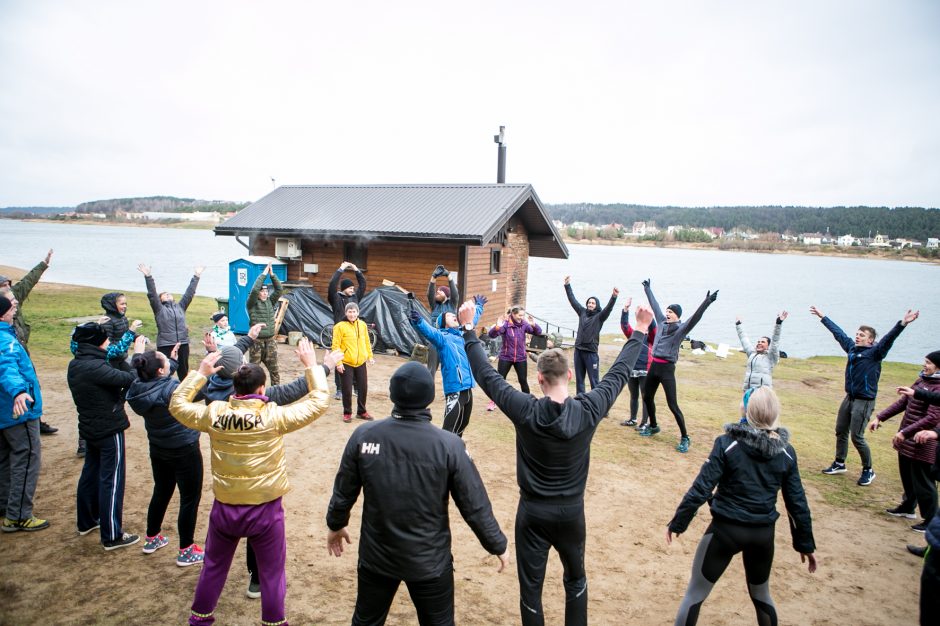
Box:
[279,286,432,356]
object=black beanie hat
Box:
[211,312,227,323]
[389,361,435,410]
[926,351,940,368]
[72,322,108,346]
[340,278,354,290]
[667,304,683,318]
[0,296,12,318]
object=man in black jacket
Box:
[458,300,652,626]
[563,276,619,394]
[326,361,509,625]
[67,322,146,550]
[328,261,367,399]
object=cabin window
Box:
[344,243,368,271]
[490,249,501,274]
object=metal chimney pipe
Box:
[494,126,506,184]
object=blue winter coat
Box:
[0,322,42,429]
[820,317,905,400]
[412,304,482,395]
[126,363,201,450]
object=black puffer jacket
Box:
[67,343,137,441]
[126,366,200,450]
[326,407,507,580]
[668,423,815,554]
[564,284,617,353]
[100,293,130,344]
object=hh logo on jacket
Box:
[361,442,380,455]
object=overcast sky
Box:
[1,0,938,208]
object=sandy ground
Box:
[0,344,924,626]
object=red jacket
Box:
[877,373,940,464]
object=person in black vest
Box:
[326,361,508,624]
[328,261,366,400]
[459,299,652,626]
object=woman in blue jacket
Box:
[126,346,205,567]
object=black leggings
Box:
[675,519,777,626]
[146,442,203,548]
[498,359,530,394]
[158,343,190,381]
[627,375,647,424]
[643,361,687,437]
[341,364,369,415]
[352,564,455,625]
[442,390,473,437]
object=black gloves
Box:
[473,294,488,306]
[642,278,651,288]
[707,290,719,303]
[776,317,784,325]
[409,310,421,323]
[431,265,446,278]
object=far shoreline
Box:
[5,216,938,265]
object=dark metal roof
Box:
[214,184,568,259]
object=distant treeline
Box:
[0,206,68,215]
[546,204,940,241]
[75,196,249,214]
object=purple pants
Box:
[189,497,288,626]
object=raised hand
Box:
[778,310,789,322]
[633,305,654,333]
[323,349,345,372]
[496,314,506,326]
[563,275,570,285]
[170,342,181,361]
[612,287,620,297]
[473,294,488,306]
[295,337,317,368]
[264,263,272,276]
[198,352,224,377]
[707,290,719,303]
[623,296,632,310]
[194,266,205,277]
[809,305,824,319]
[409,309,421,323]
[133,335,148,354]
[44,249,53,265]
[458,300,476,325]
[130,319,143,332]
[902,310,920,326]
[248,323,266,340]
[349,264,359,272]
[339,261,350,271]
[203,332,218,353]
[137,263,151,276]
[642,278,651,288]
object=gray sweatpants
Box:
[0,419,41,520]
[834,395,875,468]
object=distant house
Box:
[799,233,823,245]
[928,238,939,249]
[837,234,856,247]
[705,227,724,239]
[214,184,568,327]
[869,233,891,248]
[893,238,922,249]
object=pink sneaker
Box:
[486,400,497,412]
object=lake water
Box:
[4,219,937,363]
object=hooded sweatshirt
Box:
[668,423,815,554]
[464,324,645,501]
[645,284,714,363]
[564,284,617,354]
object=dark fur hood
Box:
[724,422,790,459]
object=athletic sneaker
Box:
[103,533,140,551]
[637,425,661,437]
[76,440,86,458]
[621,419,637,427]
[142,534,169,554]
[908,544,927,557]
[886,506,917,520]
[342,413,352,423]
[1,516,49,533]
[356,413,374,421]
[821,461,847,475]
[912,522,928,533]
[857,468,876,486]
[177,543,205,567]
[333,391,342,401]
[676,437,691,453]
[78,523,100,536]
[486,400,497,412]
[246,578,261,599]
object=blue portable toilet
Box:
[228,256,288,334]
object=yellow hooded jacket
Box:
[331,319,373,367]
[169,366,330,505]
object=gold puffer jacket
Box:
[169,366,330,505]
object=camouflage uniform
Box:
[247,273,283,385]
